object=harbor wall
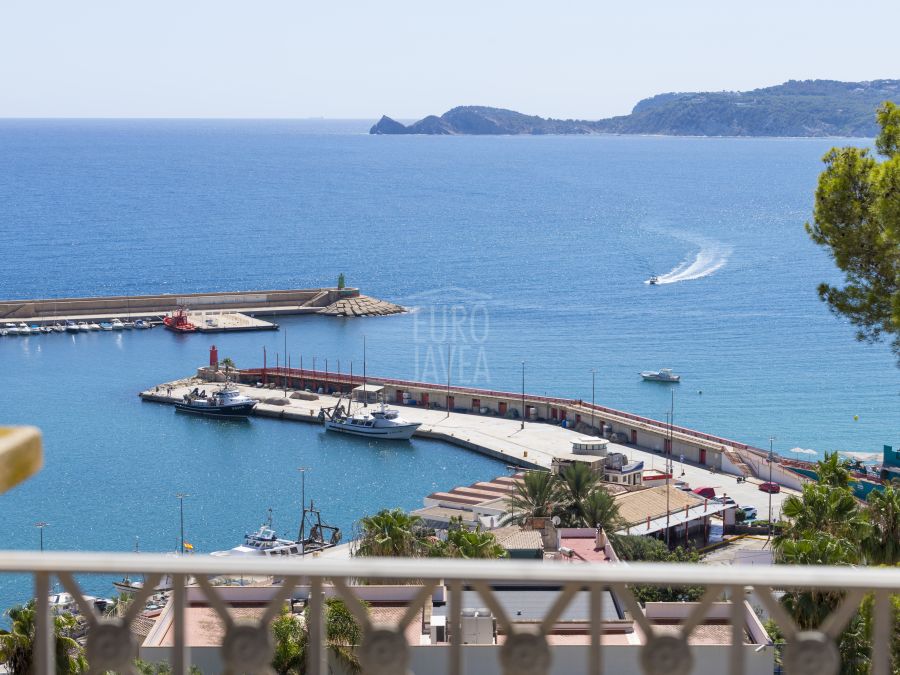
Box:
[231,366,767,475]
[0,287,357,320]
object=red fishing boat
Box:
[163,308,197,333]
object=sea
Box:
[0,119,897,608]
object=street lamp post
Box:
[665,412,671,546]
[591,369,596,433]
[768,437,775,541]
[521,361,526,430]
[176,493,188,555]
[35,522,48,552]
[298,467,309,552]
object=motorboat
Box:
[134,319,150,329]
[100,321,113,331]
[30,324,43,335]
[174,383,257,417]
[211,504,341,558]
[122,320,135,329]
[18,323,31,335]
[65,320,80,333]
[320,399,421,440]
[164,308,197,333]
[0,329,7,337]
[648,276,660,285]
[77,321,91,332]
[640,368,681,383]
[4,323,19,335]
[111,318,125,330]
[39,326,53,334]
[88,322,101,331]
[52,323,66,333]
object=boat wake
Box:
[646,239,733,285]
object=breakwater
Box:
[0,288,405,323]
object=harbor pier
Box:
[141,365,803,489]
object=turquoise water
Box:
[1,120,898,605]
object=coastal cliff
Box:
[370,79,900,137]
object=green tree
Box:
[609,535,704,603]
[0,602,86,674]
[580,489,622,532]
[503,470,561,525]
[354,509,425,557]
[556,463,598,526]
[805,101,900,363]
[864,485,900,565]
[775,483,868,552]
[816,451,854,489]
[444,527,508,559]
[271,599,363,675]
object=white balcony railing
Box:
[4,551,899,675]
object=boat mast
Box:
[363,335,367,408]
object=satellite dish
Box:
[551,516,561,526]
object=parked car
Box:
[739,505,758,521]
[692,486,716,499]
[716,495,736,506]
[758,481,781,493]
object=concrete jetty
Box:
[0,287,405,324]
[140,366,801,514]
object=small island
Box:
[371,79,900,137]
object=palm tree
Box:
[778,533,857,629]
[0,601,86,674]
[355,509,425,557]
[556,463,600,526]
[580,489,622,532]
[271,599,362,674]
[775,483,868,551]
[864,485,900,564]
[503,470,560,525]
[221,357,236,378]
[816,451,854,489]
[444,527,508,559]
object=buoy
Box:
[698,390,702,395]
[854,415,859,421]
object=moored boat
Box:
[77,321,91,332]
[100,321,113,331]
[640,368,681,382]
[65,320,79,333]
[164,308,197,333]
[18,323,31,335]
[52,322,66,333]
[174,383,257,417]
[111,318,125,330]
[134,319,150,329]
[4,323,19,335]
[320,399,421,440]
[211,503,341,558]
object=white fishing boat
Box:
[211,504,341,558]
[640,368,681,382]
[321,400,421,440]
[175,382,257,417]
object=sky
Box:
[1,0,897,120]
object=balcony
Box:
[5,551,899,674]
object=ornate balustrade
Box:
[5,552,898,674]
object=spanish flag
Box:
[183,541,194,551]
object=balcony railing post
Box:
[308,577,326,675]
[172,573,187,675]
[449,579,462,675]
[872,590,891,675]
[729,585,744,675]
[34,572,55,675]
[589,582,603,675]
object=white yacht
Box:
[77,321,91,332]
[17,322,31,335]
[111,318,125,330]
[52,322,66,333]
[321,400,421,440]
[88,322,101,331]
[640,368,681,383]
[5,323,19,335]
